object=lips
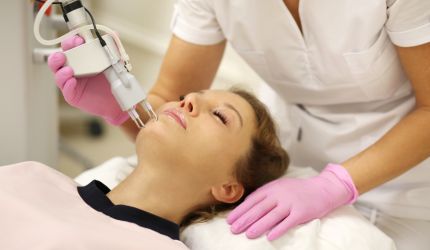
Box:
[162,109,187,129]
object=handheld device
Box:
[33,0,157,128]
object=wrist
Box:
[322,163,359,205]
[105,111,130,126]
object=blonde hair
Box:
[180,88,289,228]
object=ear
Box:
[211,181,245,204]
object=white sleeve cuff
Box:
[172,17,225,45]
[170,4,225,45]
[387,22,430,47]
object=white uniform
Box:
[170,0,430,249]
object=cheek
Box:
[188,130,240,171]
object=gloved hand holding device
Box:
[48,36,129,126]
[227,163,358,240]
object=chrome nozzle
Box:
[127,101,158,129]
[142,100,158,121]
[128,109,145,129]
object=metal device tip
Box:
[128,109,145,129]
[142,100,158,121]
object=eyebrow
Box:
[196,91,244,127]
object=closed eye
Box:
[213,110,228,125]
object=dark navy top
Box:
[77,180,180,240]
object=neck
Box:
[106,161,203,224]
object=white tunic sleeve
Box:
[386,0,430,47]
[170,0,225,45]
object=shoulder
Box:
[0,161,49,174]
[0,161,76,187]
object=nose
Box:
[180,93,199,116]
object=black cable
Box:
[84,7,106,47]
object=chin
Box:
[137,134,187,169]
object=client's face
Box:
[136,90,256,187]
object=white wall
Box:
[0,1,58,166]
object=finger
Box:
[267,212,302,241]
[47,52,66,73]
[61,77,79,105]
[55,67,74,90]
[227,192,266,224]
[230,199,277,234]
[61,35,84,51]
[245,207,290,239]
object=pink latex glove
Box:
[227,163,358,241]
[47,35,129,125]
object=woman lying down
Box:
[0,89,290,249]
